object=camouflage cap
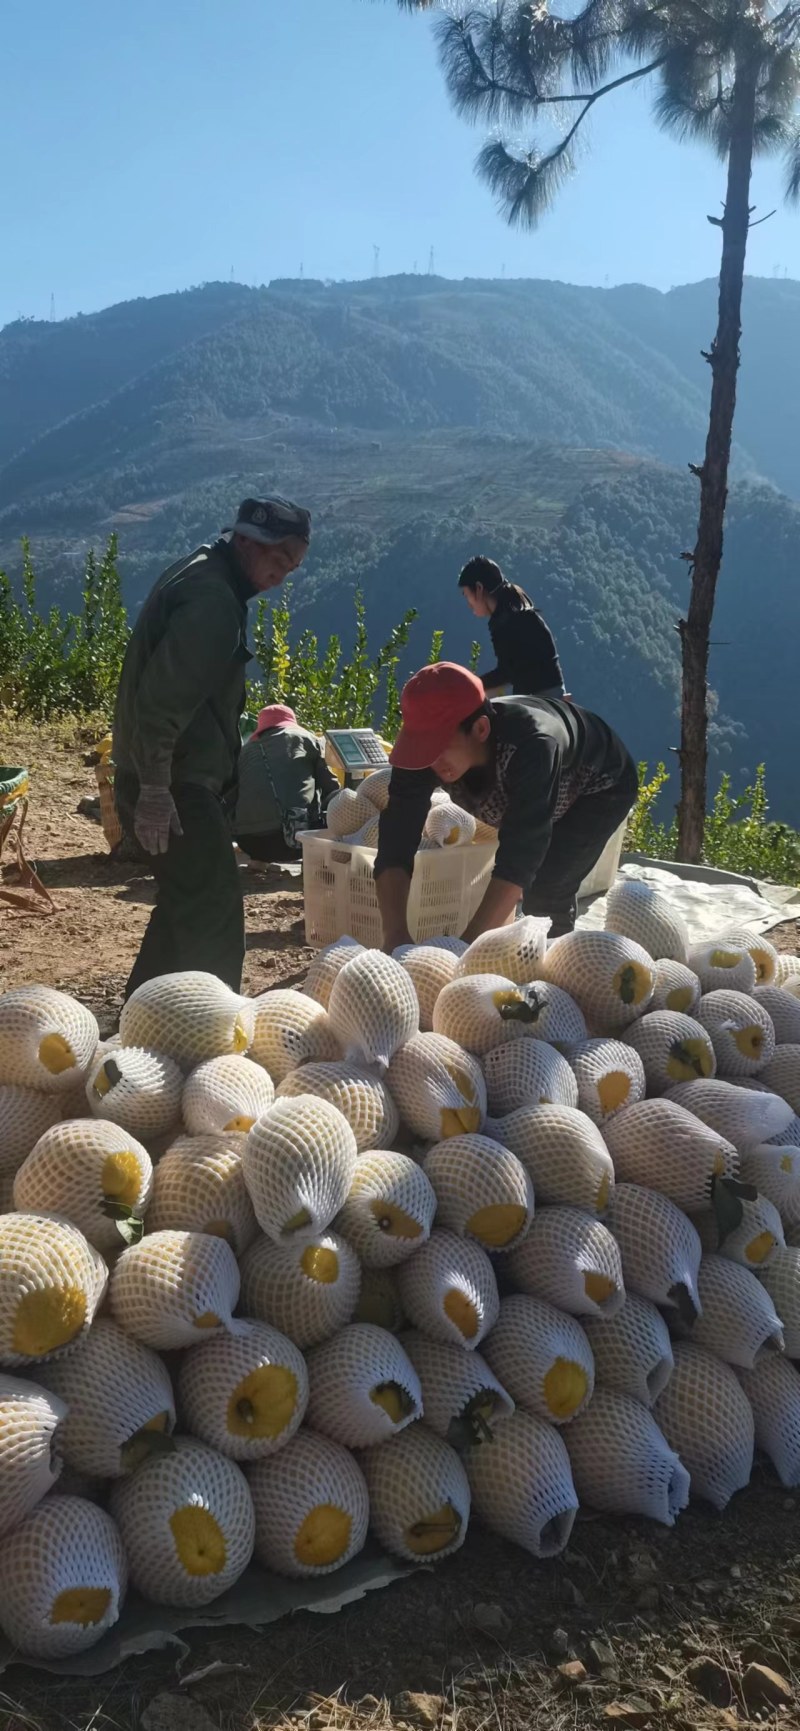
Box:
[225,496,311,547]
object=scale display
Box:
[326,729,389,783]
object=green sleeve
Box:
[130,581,243,785]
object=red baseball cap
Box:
[390,663,486,770]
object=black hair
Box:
[458,555,532,612]
[458,700,492,734]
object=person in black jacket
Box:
[458,555,565,698]
[375,662,638,951]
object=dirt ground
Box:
[1,719,799,1731]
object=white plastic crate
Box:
[578,818,629,900]
[300,832,498,948]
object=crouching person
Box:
[234,705,339,862]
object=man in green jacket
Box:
[113,496,311,998]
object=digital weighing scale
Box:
[325,728,389,788]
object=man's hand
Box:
[384,928,413,956]
[134,784,183,856]
[462,876,523,943]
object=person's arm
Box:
[489,733,561,901]
[461,875,522,942]
[130,581,243,786]
[374,766,435,950]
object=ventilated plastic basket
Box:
[578,818,628,900]
[300,832,498,947]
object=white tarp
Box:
[578,861,800,944]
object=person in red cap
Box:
[234,705,338,863]
[375,663,637,949]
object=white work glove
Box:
[134,784,183,856]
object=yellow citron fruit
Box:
[733,1027,765,1060]
[102,1151,144,1206]
[612,962,652,1008]
[710,950,741,970]
[193,1311,221,1330]
[712,1150,727,1177]
[491,990,524,1012]
[369,1199,423,1242]
[597,1072,631,1114]
[38,1034,75,1076]
[284,1208,312,1236]
[300,1244,339,1284]
[746,1231,776,1266]
[443,1288,479,1341]
[440,1106,482,1137]
[405,1503,462,1557]
[667,988,694,1013]
[232,1018,250,1055]
[584,1272,616,1305]
[370,1382,412,1424]
[781,1155,794,1174]
[13,1286,86,1357]
[445,827,461,846]
[227,1366,298,1441]
[50,1586,111,1628]
[543,1358,589,1421]
[92,1064,114,1099]
[169,1505,227,1577]
[466,1203,528,1249]
[294,1504,352,1569]
[596,1171,611,1212]
[224,1115,255,1133]
[666,1040,714,1083]
[204,1219,233,1244]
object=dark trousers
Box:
[523,757,639,938]
[117,778,245,1000]
[235,831,300,864]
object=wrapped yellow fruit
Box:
[489,1104,613,1214]
[0,985,99,1093]
[0,1213,106,1366]
[393,946,459,1032]
[541,931,656,1031]
[758,1246,800,1356]
[120,971,255,1069]
[396,1229,500,1349]
[242,1096,358,1244]
[423,1132,534,1251]
[424,799,476,848]
[13,1120,153,1255]
[622,1012,716,1094]
[505,1207,624,1319]
[0,1372,66,1537]
[603,1098,737,1214]
[362,1426,470,1561]
[401,1331,513,1444]
[240,1230,360,1349]
[85,1046,183,1141]
[777,955,800,988]
[687,942,757,997]
[736,1356,800,1488]
[455,917,551,984]
[434,974,562,1057]
[740,1144,800,1228]
[36,1317,175,1477]
[249,990,341,1085]
[692,1190,784,1269]
[355,1268,405,1333]
[760,1046,800,1116]
[334,1151,436,1267]
[682,1254,784,1369]
[0,1085,61,1176]
[567,1037,646,1124]
[360,766,393,810]
[328,951,419,1070]
[650,959,702,1016]
[753,985,800,1046]
[565,1388,689,1526]
[178,1321,308,1460]
[695,991,775,1078]
[305,1323,422,1447]
[604,879,689,964]
[302,937,365,1011]
[110,1229,244,1349]
[607,1184,702,1322]
[0,1496,127,1658]
[483,1039,578,1117]
[183,1054,275,1135]
[344,814,381,847]
[465,1410,577,1558]
[387,1031,486,1142]
[146,1133,258,1255]
[665,1076,795,1148]
[325,786,375,838]
[582,1294,674,1406]
[249,1429,369,1577]
[277,1061,399,1152]
[654,1342,754,1510]
[110,1437,254,1606]
[483,1294,594,1425]
[719,927,779,987]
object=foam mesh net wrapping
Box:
[394,948,459,1032]
[36,1317,175,1478]
[740,1145,800,1229]
[401,1331,514,1441]
[606,1184,702,1319]
[178,1321,308,1461]
[360,766,393,810]
[692,1191,784,1269]
[565,1387,690,1526]
[754,985,800,1046]
[695,990,776,1078]
[242,1095,358,1243]
[423,1133,534,1252]
[664,1078,794,1148]
[719,927,779,987]
[424,800,476,848]
[85,1046,183,1140]
[0,985,99,1094]
[604,879,690,964]
[622,1011,716,1094]
[239,1230,361,1349]
[736,1355,800,1488]
[455,918,551,985]
[541,931,656,1031]
[361,1426,471,1562]
[146,1133,257,1256]
[760,1046,800,1117]
[679,1254,785,1369]
[276,1061,399,1153]
[654,1342,754,1511]
[687,943,757,997]
[249,991,341,1084]
[0,1495,127,1659]
[758,1246,800,1356]
[13,1119,153,1255]
[483,1293,595,1425]
[488,1104,613,1214]
[182,1054,275,1136]
[567,1038,646,1125]
[0,1212,107,1367]
[0,1084,61,1178]
[582,1294,674,1406]
[505,1206,625,1319]
[396,1228,500,1349]
[433,975,548,1057]
[355,1267,406,1333]
[110,1437,254,1607]
[109,1229,242,1350]
[248,1429,369,1578]
[334,1150,436,1268]
[387,1032,486,1142]
[603,1099,737,1214]
[483,1039,579,1117]
[305,1323,422,1448]
[650,960,701,1016]
[328,952,419,1069]
[0,1371,66,1538]
[120,971,254,1070]
[302,939,365,1011]
[325,787,375,838]
[465,1410,578,1559]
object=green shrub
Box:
[626,761,800,886]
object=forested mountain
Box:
[0,274,797,820]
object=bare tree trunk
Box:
[676,64,758,862]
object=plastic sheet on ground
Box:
[578,861,800,944]
[0,1544,416,1679]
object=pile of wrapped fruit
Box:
[2,879,800,1660]
[324,768,487,849]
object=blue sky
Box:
[2,0,799,328]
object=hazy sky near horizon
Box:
[2,0,799,329]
